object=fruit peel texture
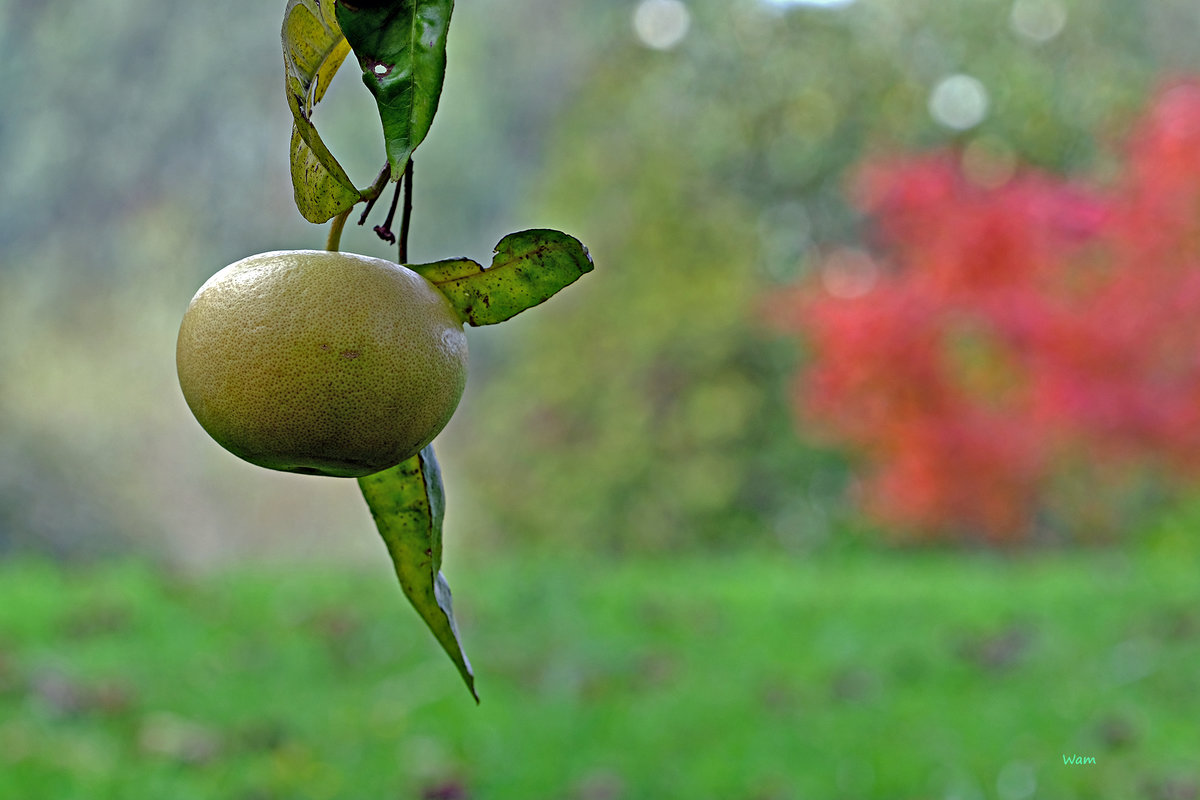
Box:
[177,250,468,477]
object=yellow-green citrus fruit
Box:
[176,250,468,477]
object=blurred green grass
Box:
[1,551,1196,799]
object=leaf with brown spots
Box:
[411,229,595,326]
[283,0,362,222]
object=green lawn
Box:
[0,550,1196,799]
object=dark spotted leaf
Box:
[411,229,594,326]
[282,0,363,222]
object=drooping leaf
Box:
[283,0,363,222]
[411,229,595,326]
[358,445,477,702]
[335,0,454,180]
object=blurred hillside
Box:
[3,0,1200,561]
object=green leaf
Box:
[358,445,477,702]
[283,0,363,223]
[411,229,595,326]
[335,0,454,180]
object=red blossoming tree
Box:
[772,82,1200,544]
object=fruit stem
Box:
[357,164,392,226]
[373,181,403,246]
[398,158,414,264]
[326,208,351,252]
[327,165,391,252]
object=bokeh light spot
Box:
[929,74,990,130]
[996,761,1037,800]
[633,0,692,51]
[1010,0,1067,43]
[962,135,1017,188]
[758,200,812,281]
[761,0,855,7]
[821,248,878,299]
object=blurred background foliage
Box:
[6,2,1200,797]
[446,0,1200,554]
[3,0,1200,562]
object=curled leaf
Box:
[411,229,595,326]
[335,0,455,180]
[358,445,477,702]
[283,0,362,222]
